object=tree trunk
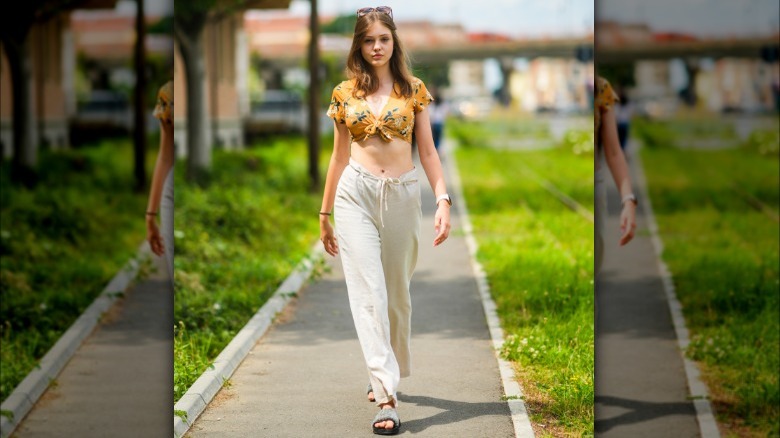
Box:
[133,0,147,192]
[6,36,38,186]
[176,26,210,185]
[307,0,320,191]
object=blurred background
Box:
[1,0,173,436]
[595,0,779,436]
[170,1,597,436]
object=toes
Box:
[385,420,394,429]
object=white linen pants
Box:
[334,158,422,406]
[160,168,174,280]
[593,163,608,277]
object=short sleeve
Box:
[412,79,434,113]
[153,81,173,123]
[596,77,619,113]
[326,84,346,124]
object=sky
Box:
[597,0,779,37]
[289,0,594,38]
[108,0,778,38]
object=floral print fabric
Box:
[594,76,618,146]
[594,76,619,171]
[327,77,434,143]
[153,80,173,124]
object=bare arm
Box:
[319,121,351,256]
[414,108,451,246]
[145,120,174,255]
[600,106,636,245]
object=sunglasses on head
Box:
[357,6,393,19]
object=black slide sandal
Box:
[372,408,400,435]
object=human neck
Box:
[373,65,393,88]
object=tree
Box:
[175,0,285,185]
[321,14,355,35]
[0,0,111,186]
[0,1,47,186]
[174,0,213,185]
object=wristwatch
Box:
[436,193,452,207]
[622,194,638,207]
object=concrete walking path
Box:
[12,254,173,438]
[186,155,516,437]
[594,144,700,437]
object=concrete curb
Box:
[173,243,325,438]
[444,141,536,438]
[631,143,721,438]
[0,243,150,438]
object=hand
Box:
[433,204,451,247]
[320,219,339,256]
[146,216,165,256]
[619,203,636,246]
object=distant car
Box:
[246,90,306,134]
[74,90,132,131]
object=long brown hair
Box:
[346,11,414,99]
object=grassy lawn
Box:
[0,140,152,403]
[173,135,323,402]
[636,121,779,437]
[451,117,594,436]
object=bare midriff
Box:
[350,135,414,178]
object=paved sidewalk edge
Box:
[631,142,720,438]
[173,243,325,438]
[0,242,150,438]
[444,141,536,438]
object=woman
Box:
[595,76,636,275]
[145,80,174,280]
[319,6,451,435]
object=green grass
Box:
[173,135,321,402]
[0,140,152,402]
[452,118,594,436]
[637,127,779,437]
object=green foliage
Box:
[321,14,357,35]
[173,136,320,403]
[561,129,594,156]
[632,118,677,149]
[641,146,779,436]
[597,64,635,88]
[454,119,594,435]
[742,129,780,156]
[148,15,173,35]
[413,63,450,90]
[0,139,150,401]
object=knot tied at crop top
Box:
[326,77,434,144]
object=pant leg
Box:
[595,166,607,276]
[334,166,400,406]
[378,173,421,378]
[160,168,174,281]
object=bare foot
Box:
[374,402,396,430]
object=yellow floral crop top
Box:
[594,76,619,171]
[327,77,434,143]
[153,80,173,124]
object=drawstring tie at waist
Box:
[349,162,417,228]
